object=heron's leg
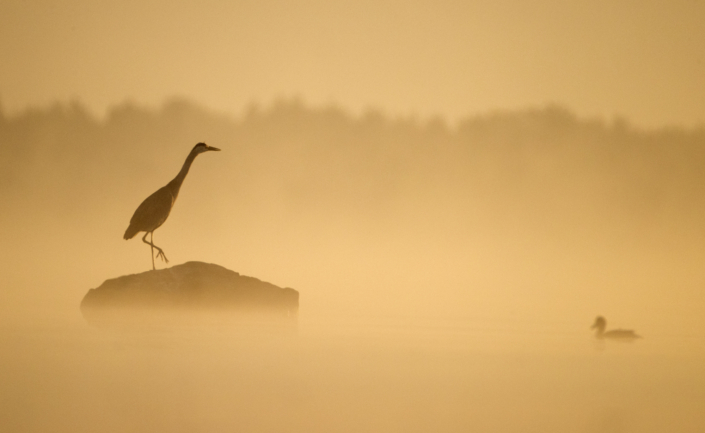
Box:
[142,232,155,270]
[152,232,169,264]
[150,232,156,269]
[142,231,169,266]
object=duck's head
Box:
[591,316,606,333]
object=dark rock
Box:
[80,261,298,325]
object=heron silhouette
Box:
[124,142,220,270]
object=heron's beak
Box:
[207,146,221,151]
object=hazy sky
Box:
[1,0,704,127]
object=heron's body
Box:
[591,316,641,341]
[124,142,220,269]
[123,185,175,240]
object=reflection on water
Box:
[1,313,704,433]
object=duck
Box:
[591,316,641,340]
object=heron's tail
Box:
[123,224,139,240]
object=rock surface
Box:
[81,261,298,325]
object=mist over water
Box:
[1,99,705,432]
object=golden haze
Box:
[1,0,704,127]
[1,99,704,431]
[2,0,705,430]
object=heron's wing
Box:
[125,187,175,236]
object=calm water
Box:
[1,311,703,433]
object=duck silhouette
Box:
[591,316,641,341]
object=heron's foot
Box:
[154,249,169,264]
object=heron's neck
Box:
[167,150,199,197]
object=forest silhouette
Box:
[2,98,705,245]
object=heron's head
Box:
[591,316,606,331]
[194,142,221,153]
